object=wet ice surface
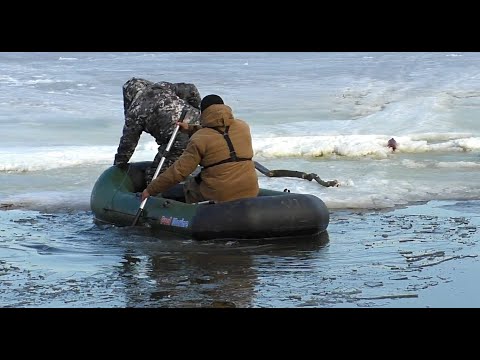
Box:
[0,200,479,308]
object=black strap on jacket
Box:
[202,126,252,169]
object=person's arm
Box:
[114,115,144,166]
[142,139,202,200]
[177,121,203,137]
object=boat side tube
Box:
[191,193,329,240]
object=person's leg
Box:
[183,176,207,203]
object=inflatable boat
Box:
[90,162,330,241]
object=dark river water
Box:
[1,199,479,308]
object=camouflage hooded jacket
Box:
[113,78,201,174]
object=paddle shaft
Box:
[131,108,188,226]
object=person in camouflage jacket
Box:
[113,77,201,184]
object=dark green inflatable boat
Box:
[90,161,329,241]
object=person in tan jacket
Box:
[141,94,259,204]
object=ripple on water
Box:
[1,200,479,307]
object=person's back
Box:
[114,77,201,184]
[142,94,259,203]
[187,101,258,202]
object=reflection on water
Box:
[1,201,479,308]
[117,233,330,308]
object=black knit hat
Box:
[200,94,224,112]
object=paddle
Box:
[254,161,338,187]
[131,107,189,226]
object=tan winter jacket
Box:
[146,104,259,202]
